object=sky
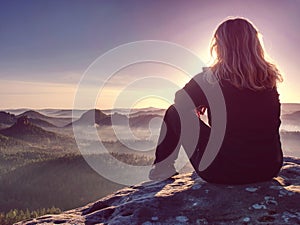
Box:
[0,0,299,109]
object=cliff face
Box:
[17,157,300,225]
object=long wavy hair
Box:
[210,17,282,90]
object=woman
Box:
[149,17,283,184]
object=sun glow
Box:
[131,96,171,109]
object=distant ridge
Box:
[0,116,58,142]
[281,103,300,115]
[68,109,163,128]
[129,108,165,117]
[0,111,57,127]
[67,109,109,127]
[281,130,300,139]
[101,112,128,126]
[46,109,85,118]
[129,114,163,128]
[17,110,71,127]
[2,108,164,129]
[17,110,50,120]
[281,111,300,121]
[0,111,16,125]
[28,118,57,127]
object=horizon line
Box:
[1,102,300,111]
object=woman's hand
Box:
[195,105,207,118]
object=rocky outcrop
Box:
[0,111,16,125]
[17,157,300,225]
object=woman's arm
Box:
[174,72,209,112]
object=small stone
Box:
[245,187,258,192]
[196,218,208,224]
[269,185,283,190]
[283,211,298,218]
[243,217,250,222]
[282,214,290,223]
[176,216,189,222]
[194,178,203,182]
[205,190,209,194]
[151,216,158,221]
[192,184,202,190]
[278,189,294,196]
[279,190,287,196]
[142,222,153,225]
[252,203,267,209]
[264,196,272,200]
[264,196,278,205]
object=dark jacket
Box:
[174,71,283,184]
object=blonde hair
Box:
[210,17,282,90]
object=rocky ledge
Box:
[17,157,300,225]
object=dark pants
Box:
[154,105,283,184]
[154,105,210,174]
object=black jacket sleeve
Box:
[174,72,209,110]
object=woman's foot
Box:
[148,164,178,181]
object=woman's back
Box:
[201,79,283,184]
[221,79,281,139]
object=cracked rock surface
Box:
[17,157,300,225]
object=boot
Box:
[148,163,178,181]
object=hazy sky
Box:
[0,0,299,109]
